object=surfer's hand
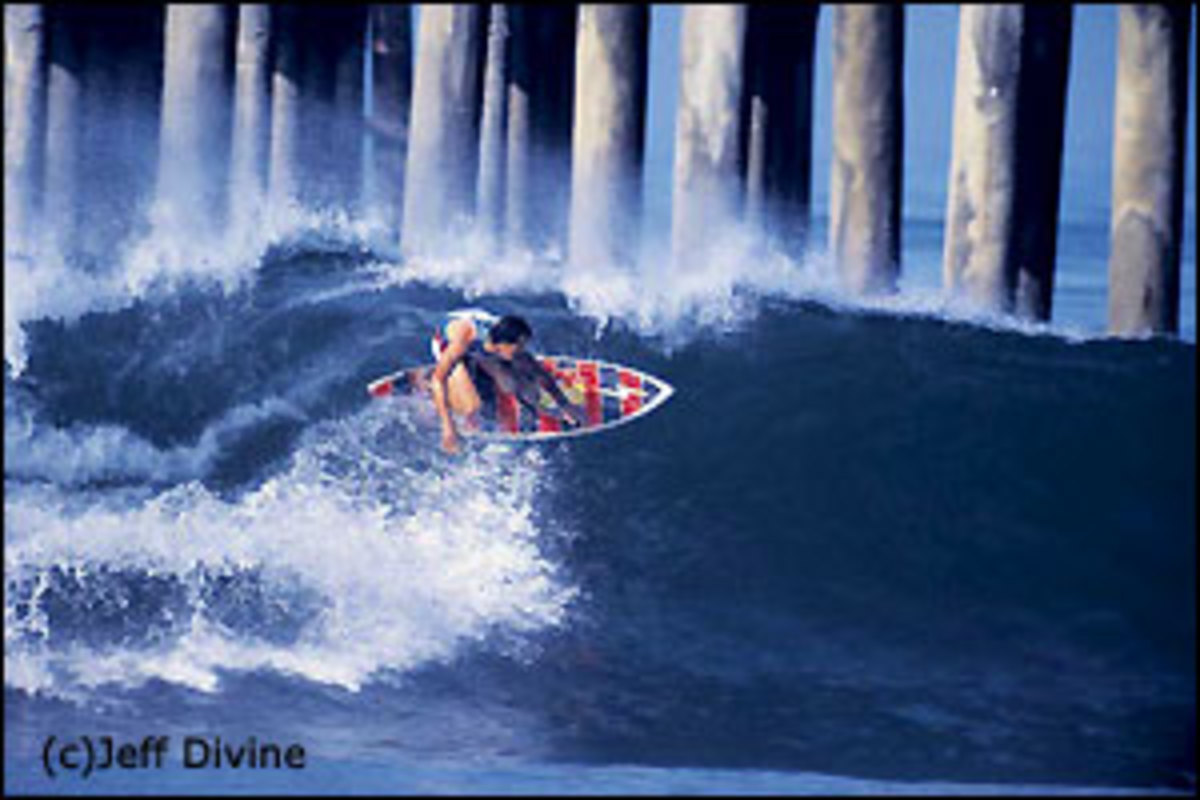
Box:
[562,404,586,427]
[441,430,461,454]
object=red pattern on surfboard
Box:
[619,369,642,416]
[577,361,603,426]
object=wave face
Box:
[4,227,1196,792]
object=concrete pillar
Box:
[505,6,576,251]
[477,4,510,242]
[368,5,412,236]
[5,5,47,256]
[112,10,165,247]
[829,5,903,295]
[402,5,486,253]
[329,8,368,214]
[1108,5,1191,336]
[41,6,86,258]
[269,6,302,217]
[943,5,1024,313]
[298,13,333,208]
[158,6,235,235]
[283,8,366,213]
[944,5,1074,319]
[671,4,748,270]
[75,9,160,262]
[230,5,273,234]
[745,6,819,261]
[1012,7,1072,321]
[568,6,649,272]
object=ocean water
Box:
[3,202,1195,795]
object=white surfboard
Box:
[367,355,674,441]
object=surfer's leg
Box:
[412,360,476,414]
[446,364,483,432]
[445,362,482,418]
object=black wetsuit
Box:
[461,342,546,419]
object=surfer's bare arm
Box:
[431,335,469,453]
[529,358,585,425]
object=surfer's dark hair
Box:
[489,315,533,345]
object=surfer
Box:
[420,309,585,454]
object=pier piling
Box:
[158,6,234,235]
[505,6,576,252]
[569,5,649,272]
[5,5,47,255]
[1108,4,1191,336]
[671,4,749,271]
[402,5,486,253]
[943,5,1025,313]
[230,5,273,236]
[477,4,510,244]
[943,5,1075,320]
[745,6,819,261]
[829,4,903,295]
[41,7,85,257]
[1013,6,1072,322]
[268,7,303,218]
[368,5,413,241]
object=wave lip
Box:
[8,201,1190,388]
[5,387,311,488]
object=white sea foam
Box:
[7,187,1149,385]
[364,219,1108,349]
[3,202,391,379]
[4,401,577,699]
